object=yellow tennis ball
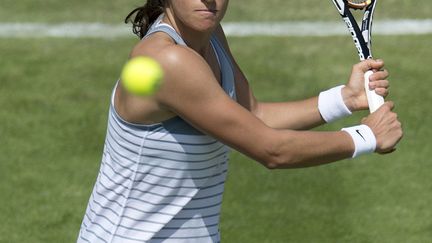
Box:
[121,56,164,96]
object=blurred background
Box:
[1,0,431,242]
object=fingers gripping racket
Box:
[331,0,384,113]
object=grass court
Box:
[1,0,431,242]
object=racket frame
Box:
[331,0,377,61]
[331,0,384,113]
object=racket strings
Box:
[347,0,372,9]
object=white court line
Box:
[1,19,432,38]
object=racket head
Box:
[346,0,374,9]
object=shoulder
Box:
[129,32,184,60]
[127,34,219,106]
[129,33,208,76]
[156,45,217,99]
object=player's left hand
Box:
[342,59,389,111]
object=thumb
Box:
[378,101,394,112]
[358,59,384,72]
[384,101,394,111]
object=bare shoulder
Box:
[129,32,179,59]
[153,43,221,109]
[114,33,196,125]
[130,33,208,78]
[115,32,217,124]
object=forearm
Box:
[263,129,354,169]
[254,96,325,130]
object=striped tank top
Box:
[77,17,236,243]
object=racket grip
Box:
[364,70,385,113]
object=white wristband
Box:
[318,85,352,123]
[342,124,377,158]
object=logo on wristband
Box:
[356,129,366,141]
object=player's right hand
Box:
[343,59,389,112]
[361,101,403,154]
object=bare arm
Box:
[252,59,390,130]
[122,30,401,169]
[149,44,356,169]
[253,98,323,130]
[213,26,390,130]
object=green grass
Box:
[1,0,432,242]
[221,35,432,242]
[1,0,431,23]
[0,38,133,242]
[1,34,431,242]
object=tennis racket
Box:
[331,0,384,113]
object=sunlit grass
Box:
[1,1,431,241]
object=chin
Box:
[193,19,219,32]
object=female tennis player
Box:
[77,0,403,242]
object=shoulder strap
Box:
[210,35,237,100]
[144,15,187,46]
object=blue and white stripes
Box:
[78,103,230,242]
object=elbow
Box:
[263,160,280,170]
[250,130,300,169]
[262,155,286,170]
[260,143,293,170]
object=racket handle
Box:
[364,70,385,113]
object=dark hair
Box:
[125,0,166,39]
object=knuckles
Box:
[389,112,397,120]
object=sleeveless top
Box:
[77,15,237,243]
